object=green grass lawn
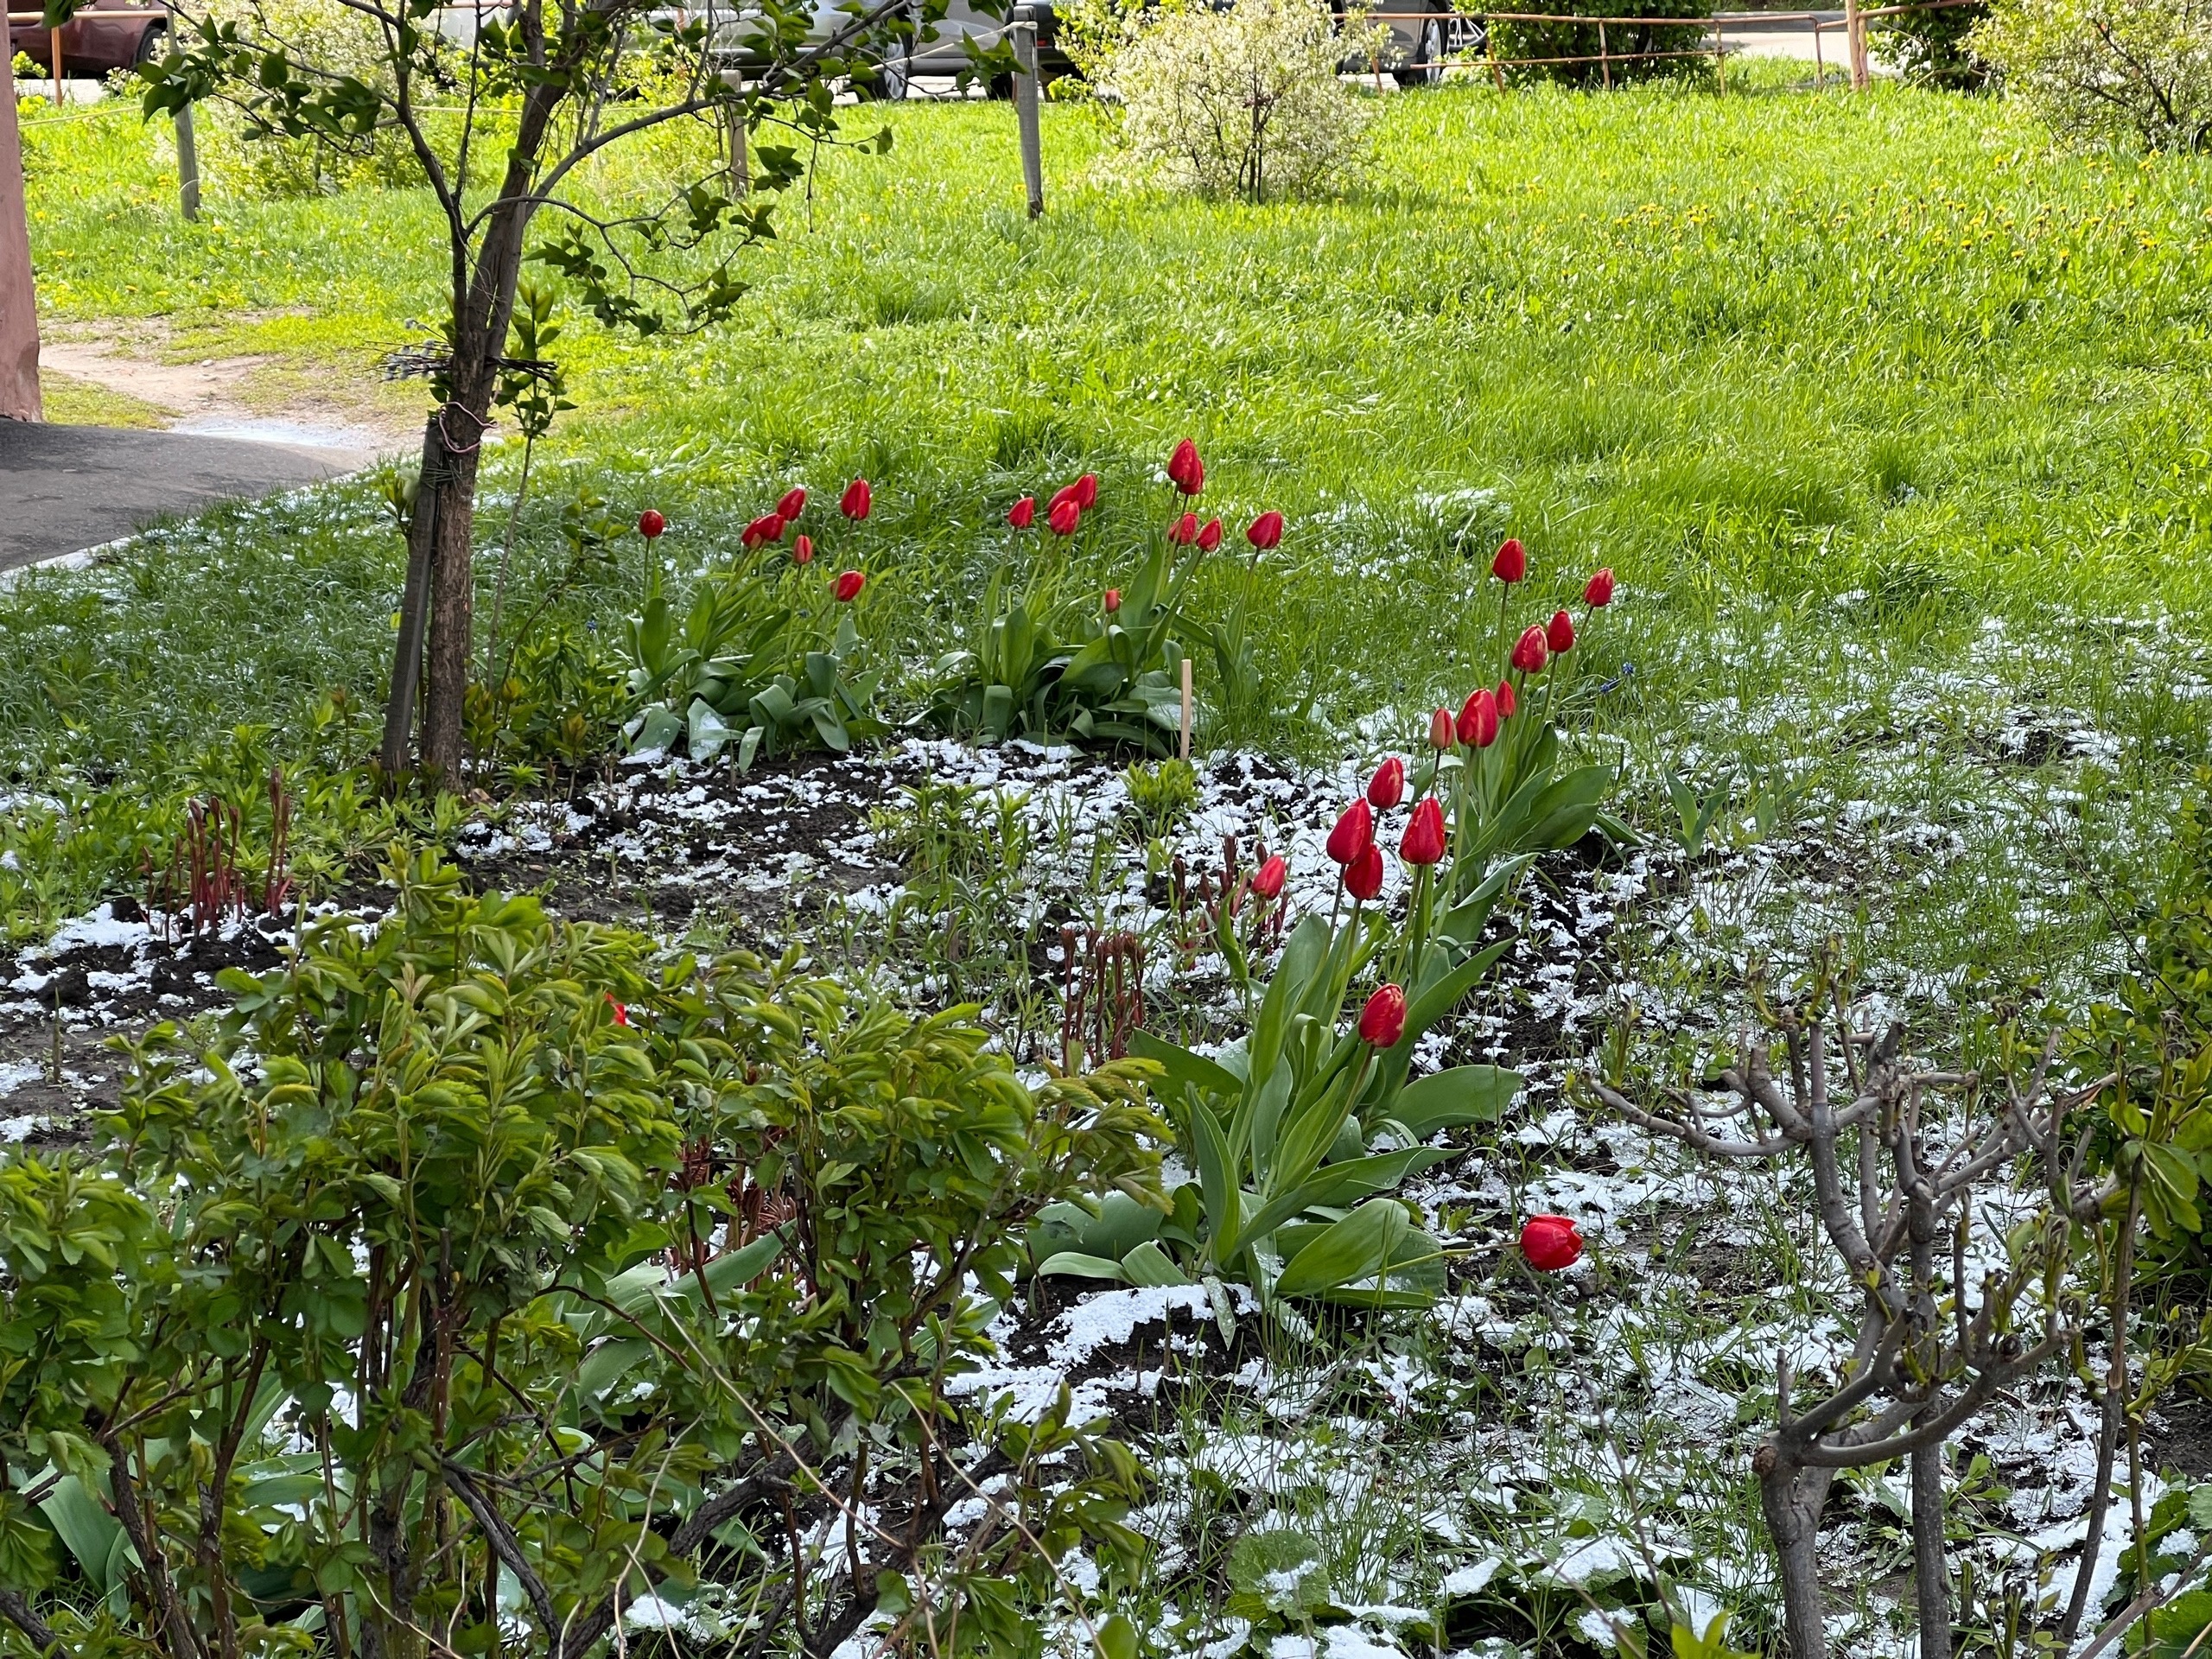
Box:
[10,73,2212,988]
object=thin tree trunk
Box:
[1758,1447,1833,1659]
[2063,1179,2142,1642]
[1911,1425,1952,1659]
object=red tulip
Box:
[1250,855,1287,900]
[1073,473,1099,510]
[1325,798,1375,865]
[793,534,814,565]
[1167,437,1204,496]
[777,486,807,521]
[1429,707,1456,752]
[1547,609,1575,654]
[638,510,665,540]
[1585,568,1615,607]
[1458,688,1498,750]
[840,478,871,520]
[1368,756,1406,810]
[742,512,786,548]
[1008,496,1037,529]
[1497,680,1516,720]
[1357,983,1407,1047]
[1168,512,1199,546]
[1048,499,1082,536]
[1400,796,1446,866]
[1197,518,1224,552]
[1491,537,1527,583]
[1520,1214,1584,1272]
[1344,843,1384,902]
[1048,482,1079,514]
[1246,511,1284,552]
[1103,588,1122,614]
[1510,626,1550,675]
[834,569,866,603]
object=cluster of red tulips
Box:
[635,476,874,602]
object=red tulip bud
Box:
[1047,482,1078,513]
[834,569,866,603]
[1103,588,1122,614]
[1497,679,1516,719]
[1344,842,1384,902]
[777,486,807,521]
[1357,982,1407,1047]
[1458,688,1499,749]
[1367,755,1405,810]
[1167,437,1205,496]
[1429,707,1456,751]
[1197,518,1224,552]
[1491,537,1527,583]
[742,512,786,549]
[1168,512,1199,546]
[1008,495,1037,529]
[1547,609,1575,654]
[638,510,665,540]
[1510,626,1550,675]
[793,534,814,565]
[1250,855,1287,900]
[1325,798,1374,866]
[1073,473,1099,510]
[1246,511,1285,551]
[839,478,871,520]
[1584,567,1615,607]
[1520,1214,1584,1272]
[1048,499,1082,537]
[1400,796,1446,866]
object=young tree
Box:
[108,0,1009,785]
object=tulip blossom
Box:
[1491,537,1526,583]
[1048,482,1079,514]
[1007,496,1037,529]
[1167,438,1204,495]
[793,534,814,565]
[1400,797,1446,866]
[638,510,665,540]
[777,486,807,521]
[1585,567,1615,607]
[1197,518,1224,552]
[1429,708,1456,751]
[1344,843,1385,902]
[1510,626,1550,675]
[1368,756,1406,810]
[1168,512,1199,545]
[742,513,785,549]
[1073,473,1099,510]
[1250,855,1287,900]
[1458,688,1499,749]
[1357,982,1407,1047]
[1047,499,1082,536]
[834,570,866,603]
[1325,799,1375,865]
[1497,680,1516,720]
[1103,588,1122,614]
[840,478,871,520]
[1546,609,1575,654]
[1246,511,1284,551]
[1520,1214,1584,1272]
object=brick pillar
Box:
[0,79,42,422]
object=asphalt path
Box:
[0,419,359,573]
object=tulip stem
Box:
[1401,862,1433,989]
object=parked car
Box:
[10,0,170,78]
[678,0,1072,94]
[1334,2,1486,86]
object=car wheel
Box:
[1394,16,1443,87]
[133,22,167,67]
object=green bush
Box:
[1972,0,2212,149]
[1873,0,1993,87]
[1491,0,1716,87]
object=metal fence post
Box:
[1012,18,1043,219]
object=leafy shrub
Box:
[0,849,1162,1655]
[1972,0,2212,149]
[1873,1,1994,86]
[1085,0,1376,202]
[1491,0,1714,87]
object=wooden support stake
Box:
[175,105,200,222]
[1598,19,1611,88]
[1179,658,1192,762]
[1845,0,1868,88]
[0,60,40,421]
[49,26,62,106]
[1012,19,1043,219]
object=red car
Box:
[10,0,170,79]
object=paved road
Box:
[0,419,361,573]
